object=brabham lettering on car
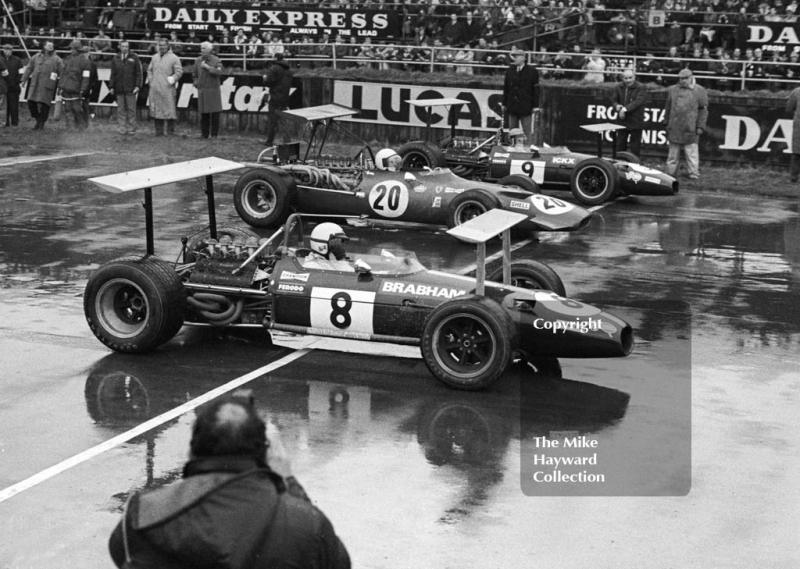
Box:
[309,287,376,334]
[368,180,410,218]
[510,199,531,210]
[278,283,305,293]
[381,281,466,298]
[280,270,311,282]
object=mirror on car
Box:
[404,172,416,182]
[354,259,372,275]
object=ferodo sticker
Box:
[278,283,305,293]
[381,281,466,299]
[530,195,573,215]
[368,180,409,218]
[280,271,310,282]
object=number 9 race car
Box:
[84,158,633,390]
[397,98,679,206]
[231,104,593,233]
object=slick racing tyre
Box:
[569,158,619,206]
[184,226,260,263]
[398,141,448,170]
[487,260,567,297]
[84,256,186,353]
[498,174,540,194]
[446,190,500,228]
[234,169,296,227]
[421,295,516,390]
[614,151,641,164]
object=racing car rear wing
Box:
[407,97,470,144]
[446,209,528,296]
[88,157,245,256]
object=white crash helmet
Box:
[309,222,349,256]
[375,148,400,170]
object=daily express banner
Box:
[146,3,400,38]
[737,21,800,55]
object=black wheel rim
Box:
[403,151,430,170]
[433,314,496,377]
[454,201,487,225]
[577,167,609,198]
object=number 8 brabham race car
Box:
[84,158,633,390]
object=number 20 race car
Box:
[231,104,593,233]
[85,158,633,390]
[397,99,679,206]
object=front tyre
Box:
[486,260,566,296]
[84,256,186,353]
[498,174,540,194]
[233,169,294,227]
[398,141,448,170]
[570,158,619,205]
[421,296,516,390]
[446,191,500,228]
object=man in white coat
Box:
[147,38,183,136]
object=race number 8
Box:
[368,181,409,219]
[330,292,352,329]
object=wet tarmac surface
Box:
[0,153,798,568]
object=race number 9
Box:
[510,159,546,183]
[368,181,410,218]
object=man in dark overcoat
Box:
[503,45,539,140]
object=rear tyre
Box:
[234,169,295,227]
[185,226,260,263]
[84,256,185,353]
[398,141,448,170]
[569,158,619,205]
[486,260,566,296]
[421,296,516,390]
[498,174,540,194]
[446,191,500,228]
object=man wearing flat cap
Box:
[663,68,708,180]
[57,39,92,130]
[1,44,23,127]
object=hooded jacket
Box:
[108,456,350,569]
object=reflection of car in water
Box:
[85,343,629,516]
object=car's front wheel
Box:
[233,169,295,227]
[84,256,185,353]
[421,296,516,390]
[570,158,619,205]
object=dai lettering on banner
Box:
[737,20,800,54]
[146,3,401,39]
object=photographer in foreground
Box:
[109,395,351,569]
